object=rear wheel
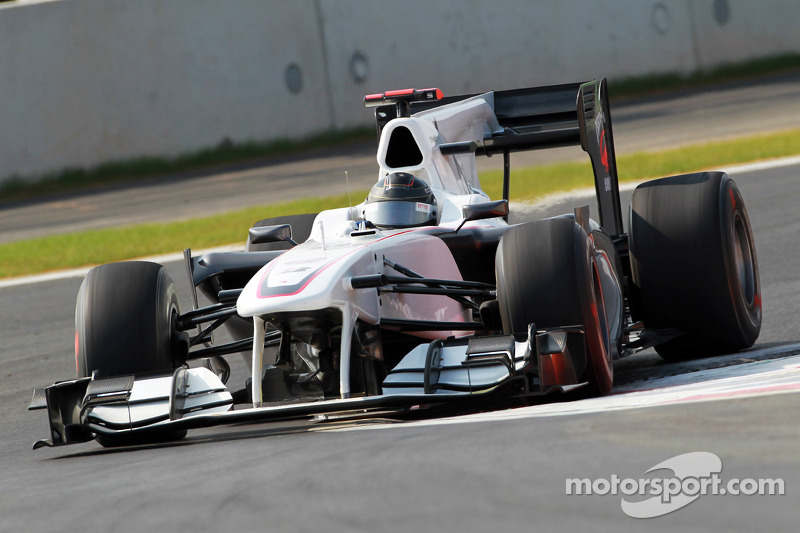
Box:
[495,216,613,395]
[629,172,761,359]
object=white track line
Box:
[0,244,244,289]
[720,154,800,175]
[516,154,800,210]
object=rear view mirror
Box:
[456,200,509,231]
[462,200,509,221]
[248,224,298,246]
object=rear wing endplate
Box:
[576,79,624,236]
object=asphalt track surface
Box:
[2,76,800,532]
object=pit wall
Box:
[1,0,796,183]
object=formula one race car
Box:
[29,79,762,449]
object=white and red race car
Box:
[30,79,761,448]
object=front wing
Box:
[29,328,588,449]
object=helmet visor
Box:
[363,200,435,229]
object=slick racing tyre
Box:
[76,262,187,447]
[245,213,317,252]
[629,172,761,360]
[495,216,614,395]
[76,261,184,378]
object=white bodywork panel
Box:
[237,224,470,331]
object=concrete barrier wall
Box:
[691,0,800,68]
[1,0,798,184]
[319,0,701,129]
[0,0,331,181]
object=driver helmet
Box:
[362,172,438,229]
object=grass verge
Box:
[1,128,799,279]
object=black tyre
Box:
[245,213,317,252]
[629,172,761,359]
[495,216,614,395]
[76,261,183,378]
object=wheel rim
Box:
[592,260,611,359]
[732,212,756,306]
[584,252,613,394]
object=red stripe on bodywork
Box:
[257,255,342,299]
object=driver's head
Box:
[362,173,438,229]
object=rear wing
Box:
[365,79,623,236]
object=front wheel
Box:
[76,261,187,447]
[75,261,183,378]
[495,216,614,395]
